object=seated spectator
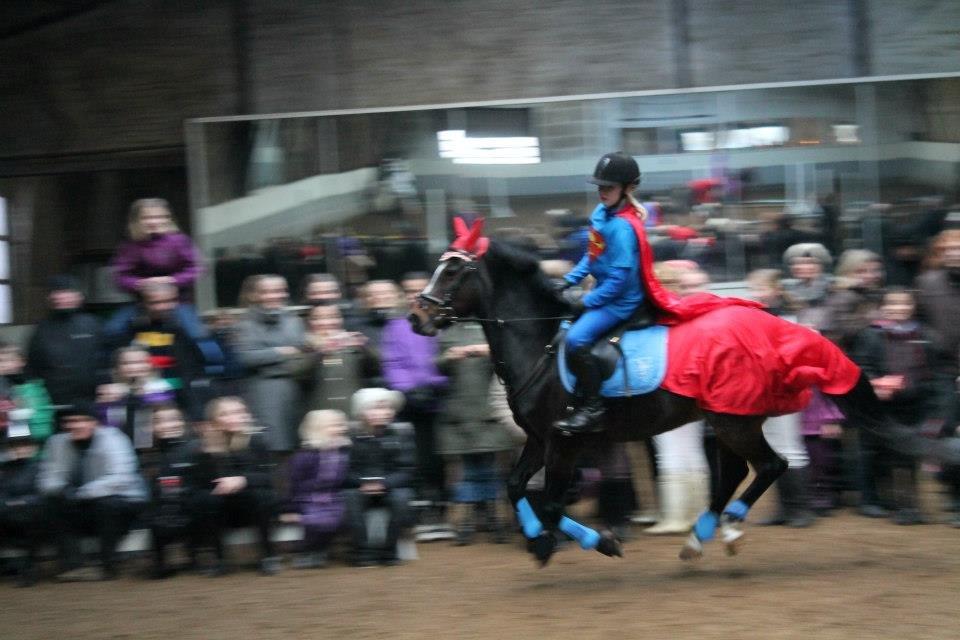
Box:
[39,402,148,581]
[0,423,46,586]
[111,198,202,301]
[852,288,950,524]
[344,388,416,567]
[193,396,279,575]
[0,342,54,444]
[286,410,351,569]
[96,345,176,451]
[25,275,102,406]
[233,275,309,453]
[138,404,204,579]
[305,303,376,415]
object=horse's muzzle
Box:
[408,308,437,337]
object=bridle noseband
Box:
[417,250,480,325]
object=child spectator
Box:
[111,198,203,301]
[139,404,204,579]
[193,397,279,575]
[286,410,351,569]
[97,345,176,451]
[0,342,54,444]
[0,422,46,586]
[801,389,846,515]
[852,288,950,524]
[344,388,416,567]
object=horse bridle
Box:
[418,249,567,406]
[416,250,480,325]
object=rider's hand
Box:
[560,287,586,314]
[552,279,572,294]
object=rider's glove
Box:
[560,287,586,315]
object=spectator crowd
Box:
[2,196,960,588]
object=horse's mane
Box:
[484,240,564,304]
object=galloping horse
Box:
[409,221,930,566]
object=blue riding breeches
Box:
[565,307,622,353]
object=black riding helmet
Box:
[587,152,640,187]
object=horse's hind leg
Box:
[681,414,786,559]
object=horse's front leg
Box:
[535,434,623,565]
[507,440,548,540]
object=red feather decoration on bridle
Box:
[449,216,489,258]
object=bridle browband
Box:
[418,250,573,325]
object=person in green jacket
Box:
[0,343,54,444]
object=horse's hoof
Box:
[596,531,623,558]
[721,522,744,557]
[528,533,557,567]
[679,532,703,561]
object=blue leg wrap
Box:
[559,516,601,550]
[693,510,719,541]
[723,500,750,522]
[515,497,543,539]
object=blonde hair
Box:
[627,193,649,222]
[203,396,252,451]
[128,198,179,241]
[835,249,881,279]
[299,409,348,449]
[747,268,783,291]
[205,395,248,424]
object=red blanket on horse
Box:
[661,306,860,415]
[616,207,860,414]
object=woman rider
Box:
[555,152,648,434]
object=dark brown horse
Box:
[410,238,934,565]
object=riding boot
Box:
[554,350,605,434]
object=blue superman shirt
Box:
[563,204,644,320]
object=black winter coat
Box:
[25,311,102,405]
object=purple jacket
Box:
[800,388,844,436]
[112,232,203,296]
[380,317,447,392]
[288,448,349,532]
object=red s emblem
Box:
[587,228,605,261]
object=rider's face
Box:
[597,184,624,208]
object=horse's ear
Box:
[452,216,469,238]
[468,217,486,238]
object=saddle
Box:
[555,302,668,398]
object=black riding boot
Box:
[554,349,605,434]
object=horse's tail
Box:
[826,372,960,464]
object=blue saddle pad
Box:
[558,322,668,398]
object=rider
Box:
[554,152,647,434]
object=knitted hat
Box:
[47,274,80,292]
[350,388,405,419]
[782,243,833,269]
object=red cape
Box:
[615,207,763,324]
[662,306,861,415]
[615,205,860,414]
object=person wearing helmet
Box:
[554,152,648,434]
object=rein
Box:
[420,249,566,405]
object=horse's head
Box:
[409,217,488,337]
